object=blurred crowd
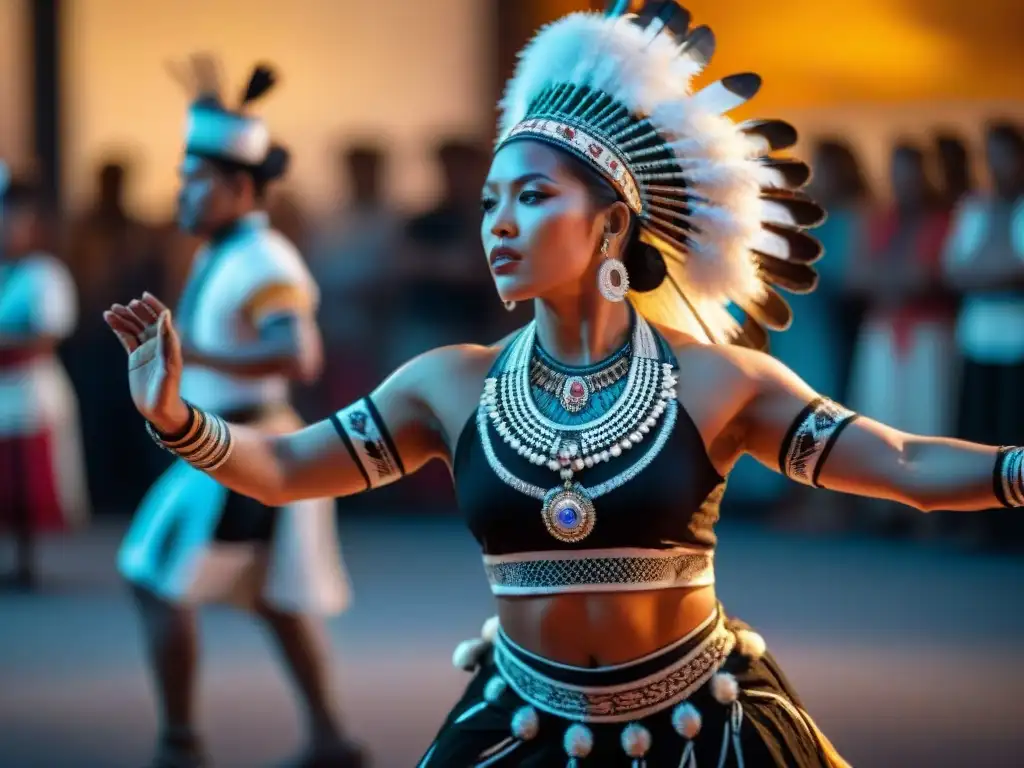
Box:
[3,118,1024,556]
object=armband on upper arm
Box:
[243,282,314,327]
[993,446,1024,508]
[329,397,405,491]
[778,396,859,488]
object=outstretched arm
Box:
[733,350,1013,512]
[105,293,452,507]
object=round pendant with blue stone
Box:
[541,483,596,543]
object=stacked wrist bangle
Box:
[993,446,1024,508]
[146,402,235,472]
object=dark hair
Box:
[555,147,667,293]
[890,141,942,209]
[986,120,1024,152]
[206,143,290,201]
[811,139,870,204]
[934,132,971,202]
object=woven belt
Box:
[492,615,734,723]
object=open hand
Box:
[103,292,190,434]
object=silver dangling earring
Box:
[596,235,629,303]
[504,300,517,312]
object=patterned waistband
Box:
[483,546,715,596]
[492,609,734,723]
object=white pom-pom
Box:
[734,629,767,660]
[511,706,540,741]
[483,675,507,704]
[481,615,500,644]
[563,723,594,757]
[620,723,652,757]
[671,702,702,739]
[711,671,740,704]
[452,638,487,671]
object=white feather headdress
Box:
[168,54,279,168]
[496,2,825,350]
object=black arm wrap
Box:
[329,396,406,491]
[778,396,860,488]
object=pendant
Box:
[541,483,596,543]
[560,376,590,413]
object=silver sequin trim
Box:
[493,619,734,723]
[484,548,715,595]
[780,397,857,488]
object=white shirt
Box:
[0,253,78,433]
[178,213,319,413]
[942,196,1024,364]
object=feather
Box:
[677,25,715,69]
[760,193,826,228]
[690,74,761,115]
[756,253,819,294]
[167,53,224,104]
[752,224,823,263]
[736,286,792,331]
[757,158,811,190]
[741,119,798,154]
[240,64,277,107]
[636,2,691,43]
[734,314,770,351]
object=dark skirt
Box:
[418,611,845,767]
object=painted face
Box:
[175,155,236,236]
[480,140,607,305]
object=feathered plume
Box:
[239,64,277,108]
[166,52,226,105]
[497,1,824,349]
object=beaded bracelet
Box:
[993,446,1024,508]
[146,402,235,472]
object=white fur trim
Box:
[672,701,702,738]
[711,671,740,704]
[185,106,270,165]
[452,638,488,671]
[511,706,540,741]
[563,723,594,758]
[734,629,767,660]
[481,615,500,644]
[620,722,653,757]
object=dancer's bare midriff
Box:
[496,585,718,667]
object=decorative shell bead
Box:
[620,723,652,757]
[671,702,702,739]
[483,675,507,703]
[563,723,594,757]
[711,671,740,704]
[511,706,540,741]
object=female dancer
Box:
[0,169,89,589]
[105,6,1019,765]
[113,58,362,768]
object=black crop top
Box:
[451,317,726,595]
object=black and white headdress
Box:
[169,54,281,169]
[496,1,825,349]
